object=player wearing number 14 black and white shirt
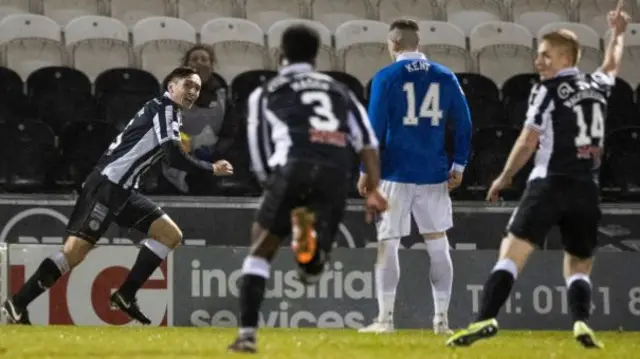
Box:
[447,4,630,349]
[228,24,388,353]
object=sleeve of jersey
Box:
[447,73,472,172]
[366,72,389,149]
[347,91,379,153]
[591,69,616,89]
[154,104,213,172]
[523,84,554,132]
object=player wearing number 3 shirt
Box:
[358,19,472,334]
[447,4,629,349]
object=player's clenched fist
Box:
[364,190,388,224]
[213,160,234,176]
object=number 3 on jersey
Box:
[301,91,340,131]
[574,103,604,147]
[403,82,443,126]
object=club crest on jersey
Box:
[557,82,575,99]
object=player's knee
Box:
[62,235,93,268]
[148,215,182,248]
[422,232,446,241]
[376,239,400,266]
[564,252,593,277]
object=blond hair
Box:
[541,29,581,66]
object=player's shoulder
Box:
[425,60,456,77]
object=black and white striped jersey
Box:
[525,68,615,183]
[96,93,213,190]
[247,63,378,183]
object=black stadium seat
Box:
[456,73,505,128]
[455,73,500,103]
[0,66,27,119]
[0,122,8,188]
[502,73,538,127]
[27,66,97,133]
[607,77,638,132]
[4,119,56,192]
[230,70,277,115]
[95,68,160,130]
[600,126,640,200]
[54,121,120,189]
[464,126,525,199]
[324,71,365,104]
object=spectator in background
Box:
[161,45,237,195]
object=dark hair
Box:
[165,66,198,89]
[389,19,420,32]
[182,45,217,66]
[281,24,320,64]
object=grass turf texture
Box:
[0,327,639,358]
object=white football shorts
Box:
[376,180,453,240]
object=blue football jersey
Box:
[365,52,472,184]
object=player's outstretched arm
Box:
[446,73,473,190]
[601,0,630,78]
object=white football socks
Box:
[425,236,453,317]
[374,238,401,323]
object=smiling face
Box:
[535,30,580,81]
[186,48,213,81]
[168,73,201,110]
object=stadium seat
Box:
[377,0,440,24]
[54,121,119,189]
[576,0,636,36]
[94,68,159,130]
[443,0,504,35]
[335,20,389,86]
[456,72,506,128]
[502,73,538,127]
[65,16,131,82]
[0,0,30,22]
[242,0,307,32]
[323,71,366,103]
[464,126,523,199]
[43,0,101,26]
[310,0,372,32]
[132,17,196,84]
[0,14,65,81]
[538,22,601,73]
[605,23,640,88]
[419,21,472,73]
[0,66,27,118]
[230,70,277,115]
[109,0,173,28]
[607,77,639,132]
[0,122,7,187]
[268,19,334,71]
[4,119,56,192]
[200,18,268,84]
[455,73,499,102]
[469,21,534,87]
[601,126,640,200]
[177,0,237,29]
[26,66,97,133]
[509,0,572,35]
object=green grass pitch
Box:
[0,326,639,358]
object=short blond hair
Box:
[541,29,581,66]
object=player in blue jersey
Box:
[358,19,472,334]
